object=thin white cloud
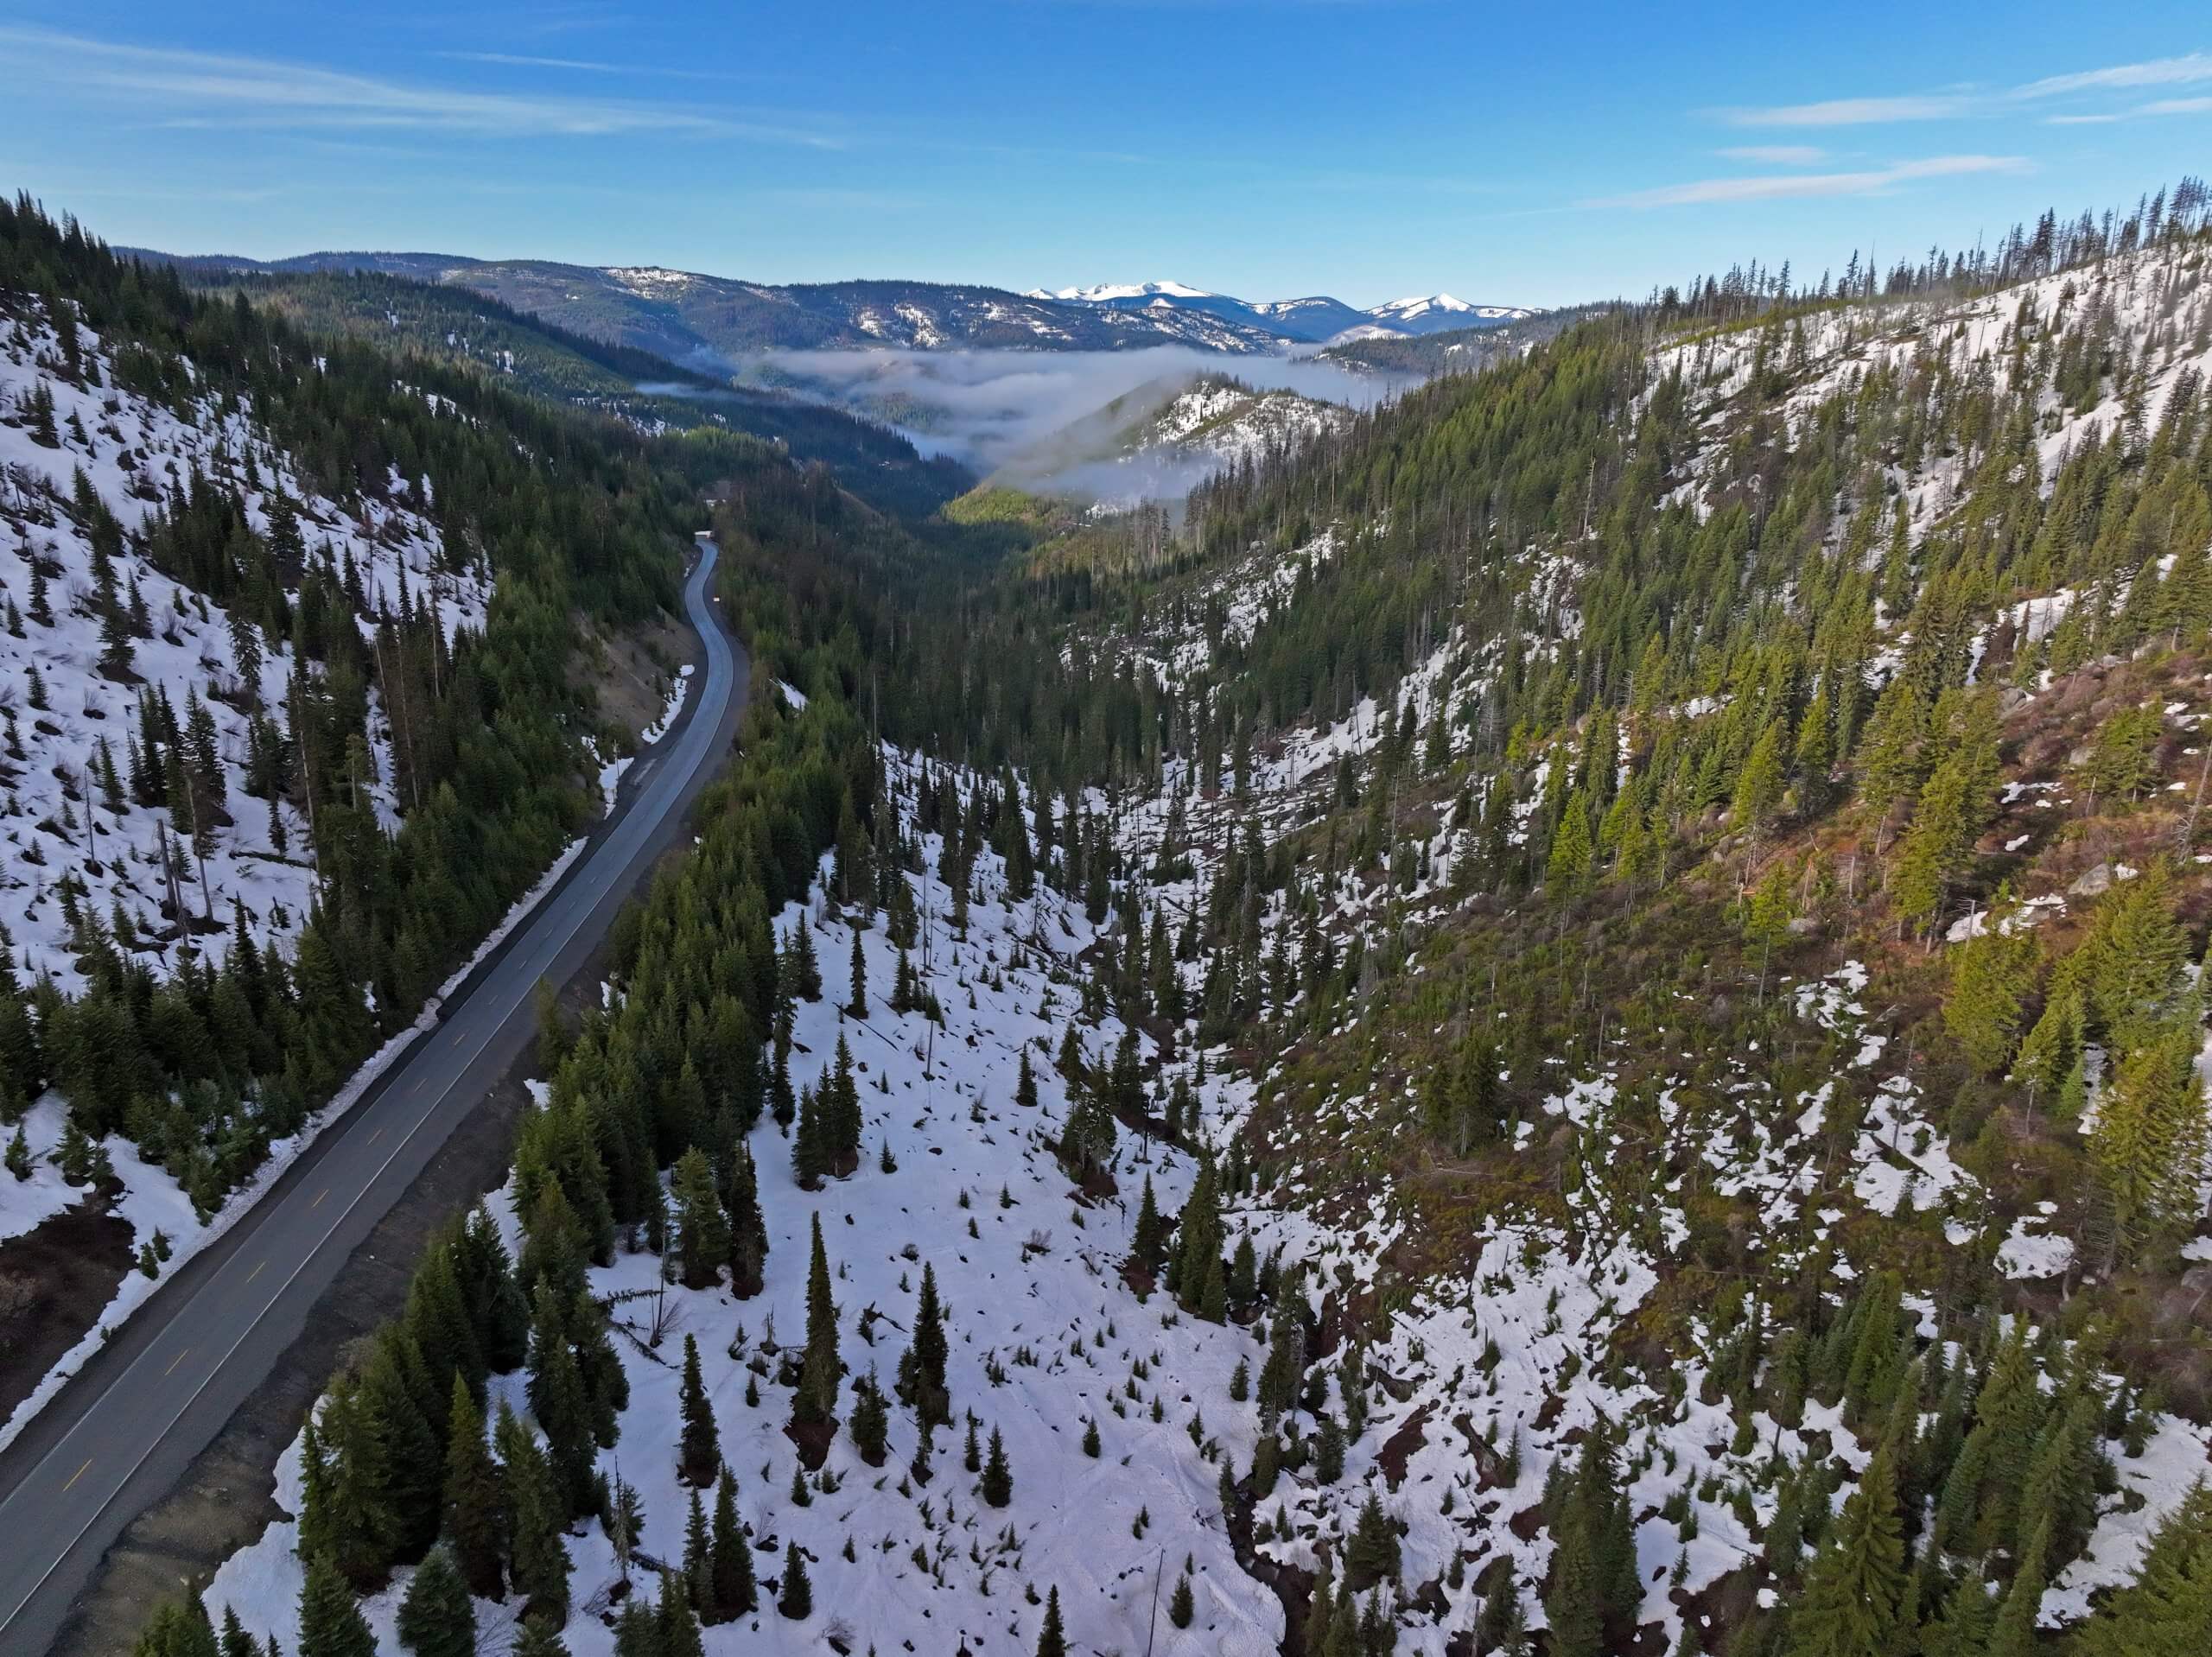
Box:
[1719,93,1976,129]
[1590,155,2029,210]
[1715,145,1827,164]
[1717,51,2212,128]
[431,51,753,85]
[2134,95,2212,116]
[2011,53,2212,98]
[0,26,842,144]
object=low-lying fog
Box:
[738,346,1417,495]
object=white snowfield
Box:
[1139,380,1351,472]
[0,295,489,996]
[207,746,1290,1657]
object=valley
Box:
[7,154,2212,1657]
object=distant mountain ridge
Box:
[1030,279,1536,342]
[120,245,1534,354]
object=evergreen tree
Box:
[496,1402,571,1626]
[671,1147,728,1290]
[726,1141,767,1297]
[791,1214,841,1444]
[296,1553,376,1657]
[708,1464,757,1620]
[1035,1586,1067,1657]
[1345,1491,1401,1590]
[441,1376,505,1600]
[512,1618,570,1657]
[777,1541,812,1619]
[677,1334,719,1485]
[2072,1482,2212,1657]
[395,1545,474,1657]
[1943,901,2037,1075]
[1783,1441,1905,1657]
[898,1260,950,1426]
[981,1424,1013,1507]
[850,1368,889,1465]
[525,1279,598,1515]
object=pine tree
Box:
[678,1333,719,1485]
[898,1260,950,1426]
[708,1464,757,1619]
[847,927,868,1019]
[218,1606,258,1657]
[682,1486,710,1613]
[1783,1440,1905,1657]
[506,1610,562,1646]
[1035,1586,1067,1657]
[296,1552,376,1657]
[395,1545,474,1657]
[777,1541,812,1619]
[1345,1491,1401,1589]
[726,1141,767,1297]
[1169,1571,1194,1628]
[512,1616,570,1657]
[441,1376,504,1599]
[525,1279,597,1515]
[657,1568,705,1657]
[135,1600,222,1657]
[2071,1481,2212,1656]
[2088,1008,2205,1260]
[671,1146,728,1289]
[496,1401,571,1625]
[850,1368,889,1465]
[791,1214,841,1444]
[1943,901,2037,1074]
[1983,1518,2049,1657]
[981,1425,1013,1507]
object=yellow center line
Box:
[61,1458,92,1493]
[247,1259,266,1283]
[163,1346,191,1377]
[310,1187,329,1209]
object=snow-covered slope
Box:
[1130,376,1351,469]
[1653,238,2212,532]
[0,298,487,994]
[205,744,1292,1657]
[1363,294,1536,333]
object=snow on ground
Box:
[206,744,1289,1657]
[0,829,590,1455]
[1,295,489,994]
[2043,1411,2212,1624]
[1994,1208,2076,1279]
[1655,241,2212,519]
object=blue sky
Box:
[1,2,2206,308]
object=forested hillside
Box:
[120,180,2212,1657]
[0,194,819,1386]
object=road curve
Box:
[0,536,746,1653]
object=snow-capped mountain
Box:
[1027,280,1218,303]
[1363,293,1537,333]
[1027,283,1536,344]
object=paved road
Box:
[0,536,746,1653]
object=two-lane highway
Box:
[0,536,746,1653]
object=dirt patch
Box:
[1374,1401,1431,1489]
[0,1195,134,1425]
[583,607,693,745]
